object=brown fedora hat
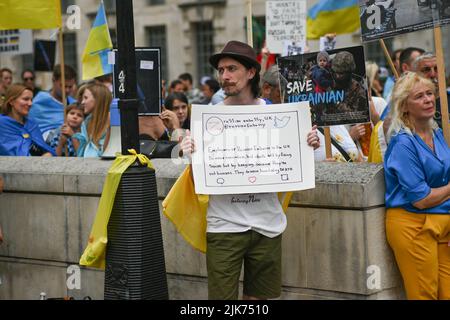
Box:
[209,40,261,72]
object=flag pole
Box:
[433,26,450,145]
[58,27,67,107]
[324,127,332,159]
[246,0,253,46]
[322,31,332,159]
[379,39,399,79]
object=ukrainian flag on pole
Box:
[0,0,61,30]
[307,0,360,40]
[82,1,113,80]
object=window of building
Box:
[194,21,214,80]
[146,26,168,81]
[148,0,165,5]
[62,32,78,80]
[103,0,116,13]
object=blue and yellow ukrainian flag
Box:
[307,0,360,40]
[82,1,113,80]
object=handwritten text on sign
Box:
[266,0,307,54]
[191,103,315,195]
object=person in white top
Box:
[180,40,320,300]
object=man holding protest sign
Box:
[178,40,320,300]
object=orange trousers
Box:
[386,208,450,300]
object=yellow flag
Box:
[79,150,154,269]
[0,0,62,30]
[162,165,293,253]
[163,166,209,253]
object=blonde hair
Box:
[365,61,379,88]
[387,72,438,141]
[83,83,112,147]
[2,83,33,115]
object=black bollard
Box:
[104,164,168,300]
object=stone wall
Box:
[0,157,403,300]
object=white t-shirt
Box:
[372,96,387,118]
[314,125,361,162]
[208,98,286,238]
[207,193,287,238]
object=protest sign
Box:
[266,0,306,54]
[191,103,315,195]
[359,0,450,42]
[113,48,161,115]
[0,29,32,55]
[278,45,370,127]
[283,40,303,56]
[319,35,336,51]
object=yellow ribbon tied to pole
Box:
[79,149,154,269]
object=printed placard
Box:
[278,45,370,127]
[319,36,336,51]
[191,103,315,195]
[0,29,32,55]
[266,0,307,54]
[113,48,161,115]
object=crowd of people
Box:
[0,37,449,300]
[0,64,224,158]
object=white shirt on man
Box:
[207,98,286,238]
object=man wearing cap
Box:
[261,65,282,104]
[178,40,320,300]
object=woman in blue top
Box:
[384,72,450,300]
[0,84,55,157]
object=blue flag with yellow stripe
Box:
[307,0,360,40]
[82,1,113,80]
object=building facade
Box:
[0,0,449,91]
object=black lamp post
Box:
[104,0,169,300]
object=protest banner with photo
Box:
[0,29,32,55]
[191,103,315,195]
[266,0,307,54]
[359,0,450,42]
[112,48,161,115]
[278,45,370,127]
